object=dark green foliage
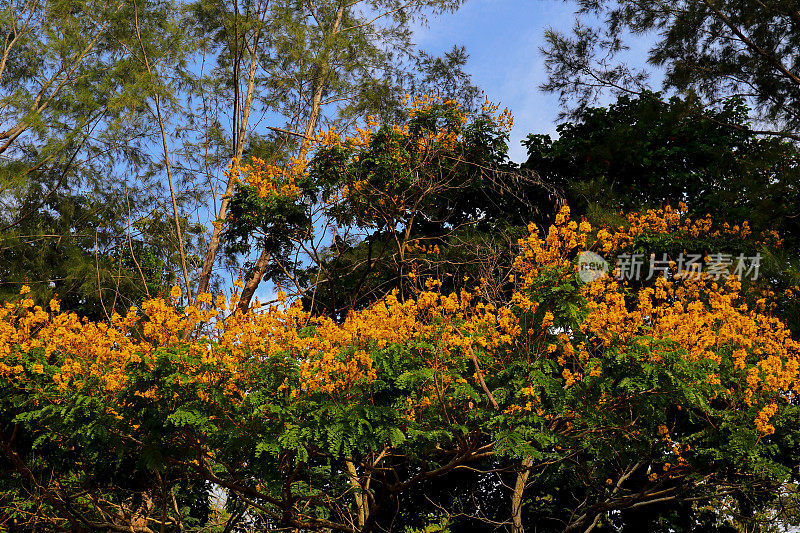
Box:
[0,0,195,314]
[0,185,173,319]
[522,93,800,243]
[540,0,800,139]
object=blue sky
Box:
[414,0,661,163]
[414,0,580,162]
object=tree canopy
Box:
[2,1,800,531]
[541,0,800,140]
[2,203,799,531]
[522,92,800,244]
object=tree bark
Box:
[197,20,262,297]
[345,460,367,530]
[511,456,533,533]
[236,3,345,310]
[237,248,271,312]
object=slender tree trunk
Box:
[511,456,533,533]
[158,92,193,302]
[197,28,261,297]
[345,460,367,530]
[237,4,345,310]
[237,248,271,312]
[133,0,192,301]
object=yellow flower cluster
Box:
[594,204,753,253]
[315,125,343,148]
[406,94,467,124]
[0,287,143,393]
[512,205,799,434]
[405,239,440,255]
[2,204,794,436]
[479,99,514,132]
[227,156,303,200]
[755,402,778,435]
[513,205,591,287]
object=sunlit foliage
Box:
[2,203,798,531]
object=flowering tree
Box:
[222,95,544,316]
[1,199,799,531]
[299,96,547,318]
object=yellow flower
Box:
[20,284,31,295]
[170,286,182,299]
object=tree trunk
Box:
[235,4,345,311]
[511,456,533,533]
[345,460,367,530]
[197,28,261,297]
[237,248,272,312]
